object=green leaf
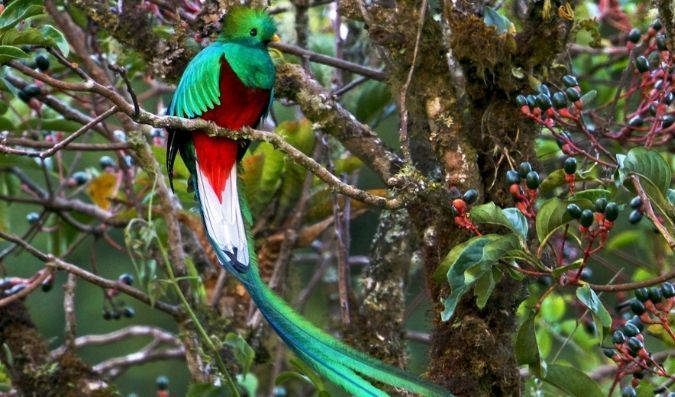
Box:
[224,333,255,374]
[483,7,514,35]
[579,89,597,106]
[288,356,326,392]
[40,25,69,56]
[0,0,44,31]
[635,380,654,397]
[0,45,28,64]
[576,285,611,340]
[606,230,645,252]
[541,294,566,323]
[622,148,672,194]
[474,267,500,309]
[542,363,603,397]
[516,311,545,377]
[469,202,528,240]
[438,234,519,321]
[536,198,591,246]
[570,189,611,203]
[237,374,258,397]
[0,117,13,130]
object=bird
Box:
[166,7,452,397]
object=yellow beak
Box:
[271,34,281,43]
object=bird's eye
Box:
[249,28,258,37]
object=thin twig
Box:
[39,106,118,159]
[271,42,386,81]
[63,273,77,352]
[398,0,428,163]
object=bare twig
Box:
[63,273,77,352]
[0,231,182,317]
[271,42,386,81]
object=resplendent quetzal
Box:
[166,7,451,397]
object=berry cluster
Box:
[17,54,50,112]
[102,273,136,321]
[451,188,480,234]
[566,197,619,235]
[0,272,53,297]
[627,195,644,224]
[621,21,673,147]
[506,161,540,218]
[604,283,675,394]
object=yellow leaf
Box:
[86,173,119,210]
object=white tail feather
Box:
[196,162,249,268]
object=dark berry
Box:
[635,56,650,73]
[102,310,113,320]
[656,35,667,51]
[463,189,478,204]
[26,212,40,224]
[635,287,650,302]
[648,286,663,303]
[518,162,532,178]
[664,92,674,105]
[123,307,135,318]
[113,130,126,142]
[580,209,594,228]
[604,203,619,221]
[622,322,640,337]
[661,282,675,298]
[535,93,552,110]
[652,19,662,31]
[626,337,643,355]
[538,84,550,97]
[633,370,644,379]
[525,171,540,189]
[551,92,567,109]
[612,329,626,344]
[594,197,608,213]
[23,84,41,97]
[629,210,643,224]
[628,116,643,127]
[566,203,582,219]
[111,311,121,320]
[526,95,537,107]
[99,155,116,169]
[506,170,521,185]
[627,28,641,44]
[580,267,592,281]
[563,157,577,175]
[151,128,163,138]
[602,347,616,358]
[628,316,645,332]
[629,196,642,209]
[516,95,527,107]
[156,375,169,390]
[118,273,134,285]
[630,299,646,315]
[662,115,674,129]
[41,280,52,293]
[71,171,90,186]
[621,386,637,397]
[562,75,578,88]
[35,54,50,71]
[565,87,581,102]
[17,90,31,103]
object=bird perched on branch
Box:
[166,7,451,397]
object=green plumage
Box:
[168,7,453,397]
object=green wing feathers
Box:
[168,44,225,118]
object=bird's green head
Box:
[219,7,279,46]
